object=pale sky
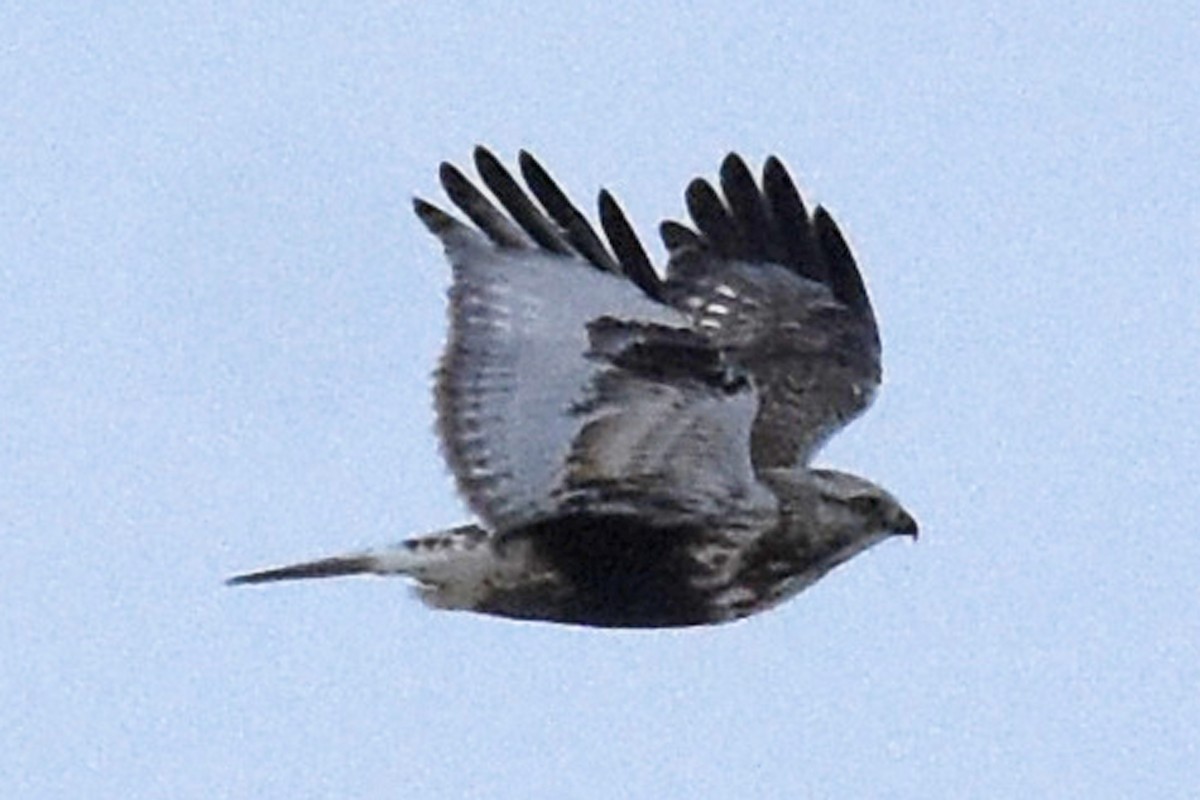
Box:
[3,3,1198,798]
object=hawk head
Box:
[807,469,918,540]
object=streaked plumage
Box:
[230,147,916,627]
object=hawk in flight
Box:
[230,148,917,627]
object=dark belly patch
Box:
[496,513,714,628]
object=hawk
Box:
[229,147,917,628]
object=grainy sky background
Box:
[3,3,1197,798]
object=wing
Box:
[414,148,773,533]
[660,155,882,469]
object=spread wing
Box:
[414,148,774,533]
[661,155,881,469]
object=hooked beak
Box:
[893,509,919,540]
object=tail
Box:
[226,524,490,587]
[226,553,379,585]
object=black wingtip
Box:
[438,161,484,216]
[473,146,570,254]
[412,196,454,233]
[516,149,540,176]
[438,160,467,190]
[660,220,703,252]
[719,152,753,183]
[685,177,739,258]
[719,152,771,262]
[761,155,790,186]
[760,155,829,285]
[472,144,501,171]
[598,189,666,301]
[814,207,872,317]
[518,149,620,273]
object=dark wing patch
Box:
[660,154,883,468]
[664,153,875,321]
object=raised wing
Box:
[661,155,882,469]
[414,148,773,533]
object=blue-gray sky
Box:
[3,3,1197,798]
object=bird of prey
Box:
[229,147,916,628]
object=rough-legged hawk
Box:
[229,148,916,627]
